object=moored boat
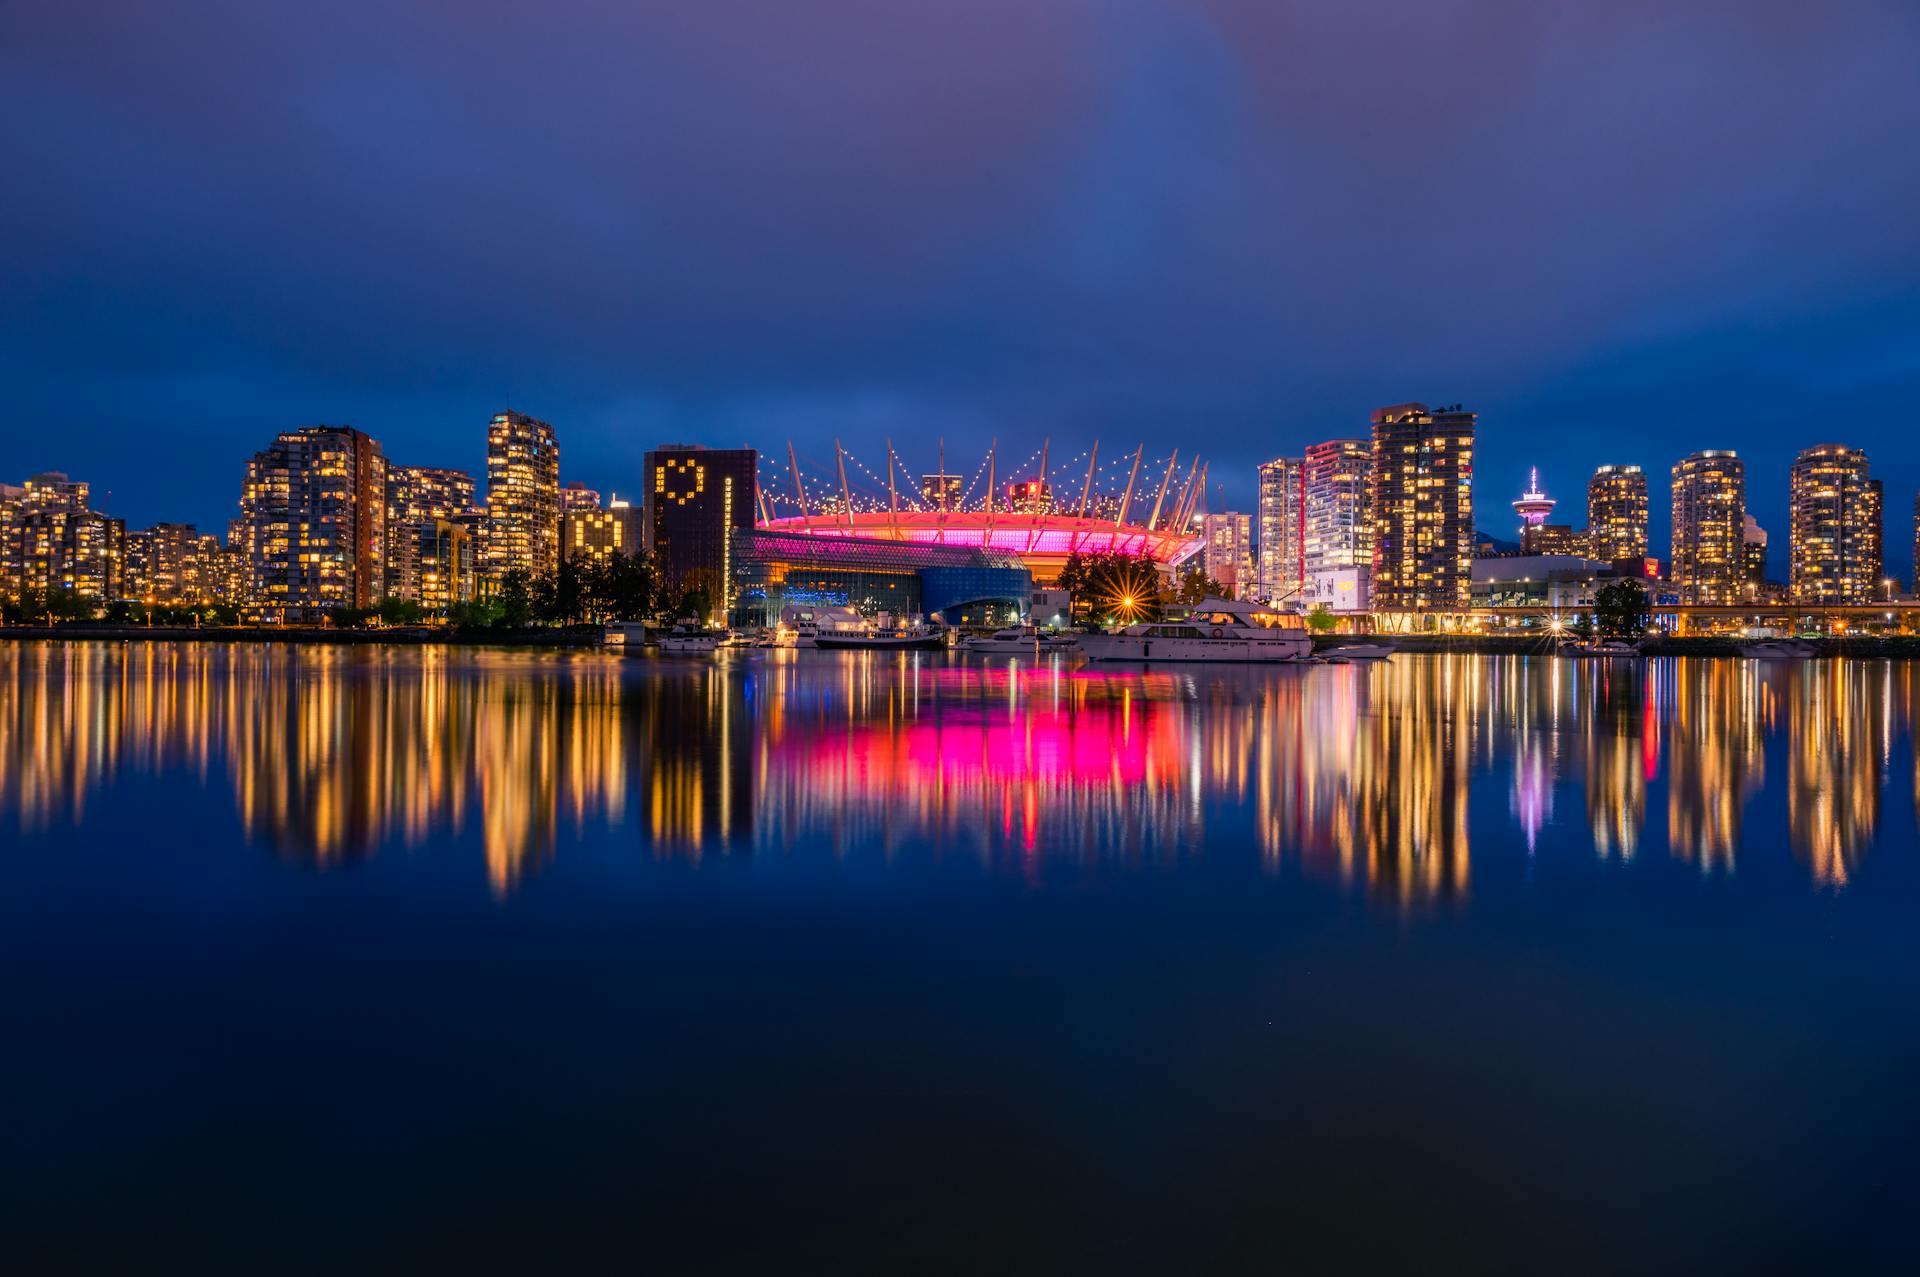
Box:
[963,626,1080,653]
[659,624,721,654]
[1741,639,1816,660]
[1560,640,1641,658]
[1321,641,1394,661]
[814,630,945,651]
[1078,597,1311,663]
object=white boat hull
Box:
[1079,634,1311,663]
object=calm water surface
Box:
[3,642,1917,1272]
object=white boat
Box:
[963,626,1080,653]
[1742,639,1816,660]
[659,624,720,654]
[1561,640,1641,658]
[815,629,945,652]
[1078,597,1312,663]
[775,604,866,650]
[1321,642,1394,661]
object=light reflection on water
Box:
[0,642,1911,898]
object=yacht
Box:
[1560,640,1641,658]
[1741,639,1816,660]
[658,624,721,654]
[816,628,945,652]
[775,604,862,650]
[1320,640,1394,662]
[1078,598,1312,663]
[963,626,1080,653]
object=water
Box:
[2,642,1916,1272]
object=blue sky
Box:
[3,1,1917,574]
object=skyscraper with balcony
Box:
[1586,465,1649,564]
[1742,514,1769,598]
[1669,450,1745,604]
[124,522,216,604]
[1256,457,1305,605]
[1303,439,1372,576]
[485,411,560,582]
[1199,512,1255,598]
[560,482,603,514]
[387,465,478,606]
[2,472,123,602]
[1789,444,1882,605]
[239,426,388,613]
[1369,403,1476,612]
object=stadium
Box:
[752,440,1207,583]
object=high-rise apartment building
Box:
[1523,525,1588,557]
[560,482,602,513]
[124,522,215,603]
[1256,457,1305,604]
[1742,515,1769,596]
[485,411,560,582]
[643,445,757,621]
[386,465,477,605]
[920,473,964,511]
[1199,512,1255,598]
[239,425,388,613]
[1303,439,1372,577]
[1669,450,1745,604]
[1586,465,1649,563]
[1369,403,1477,612]
[1789,444,1882,605]
[3,471,124,603]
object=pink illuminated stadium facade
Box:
[758,441,1207,583]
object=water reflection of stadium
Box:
[0,644,1908,899]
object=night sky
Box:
[4,1,1917,574]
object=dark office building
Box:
[643,445,757,622]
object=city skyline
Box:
[4,4,1916,559]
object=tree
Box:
[1592,579,1651,640]
[377,597,426,626]
[600,550,659,623]
[674,582,713,623]
[496,569,535,628]
[1083,551,1163,625]
[1056,551,1089,600]
[448,598,500,629]
[1174,565,1227,606]
[1306,604,1337,633]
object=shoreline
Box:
[0,624,609,646]
[7,625,1920,658]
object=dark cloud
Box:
[3,0,1917,568]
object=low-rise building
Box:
[1471,554,1619,611]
